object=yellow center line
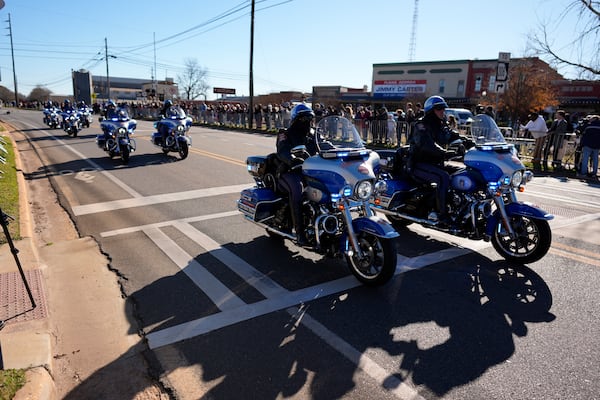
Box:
[552,241,600,260]
[138,136,246,167]
[550,247,600,267]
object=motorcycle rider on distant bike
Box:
[408,95,463,224]
[61,99,75,130]
[276,103,317,245]
[156,99,176,145]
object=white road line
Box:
[172,221,287,298]
[100,210,240,237]
[289,307,426,400]
[147,248,470,349]
[143,227,246,311]
[73,183,251,215]
[18,120,142,199]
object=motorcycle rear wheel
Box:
[346,232,397,286]
[492,216,551,264]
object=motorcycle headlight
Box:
[176,125,185,133]
[374,180,387,194]
[355,180,373,200]
[117,127,127,137]
[511,171,523,187]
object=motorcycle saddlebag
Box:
[238,187,281,222]
[95,134,106,148]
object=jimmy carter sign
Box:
[373,80,427,99]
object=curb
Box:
[1,125,57,400]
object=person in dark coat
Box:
[408,95,461,223]
[276,103,317,244]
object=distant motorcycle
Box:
[372,114,553,264]
[62,110,81,137]
[96,107,137,164]
[42,107,61,129]
[78,106,93,128]
[151,105,192,159]
[237,115,399,286]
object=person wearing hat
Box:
[408,95,462,224]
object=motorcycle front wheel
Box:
[178,141,189,160]
[120,144,130,164]
[492,216,551,264]
[346,232,397,286]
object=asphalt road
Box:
[6,108,600,400]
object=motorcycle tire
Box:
[120,144,130,164]
[178,141,189,160]
[346,232,397,286]
[491,216,552,264]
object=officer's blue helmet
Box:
[290,103,315,124]
[424,95,448,113]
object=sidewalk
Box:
[0,125,166,399]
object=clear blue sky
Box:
[0,0,591,100]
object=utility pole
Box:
[7,13,18,107]
[248,0,255,129]
[105,37,111,101]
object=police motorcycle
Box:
[78,103,93,128]
[42,106,61,129]
[95,106,137,164]
[372,113,553,264]
[61,109,82,137]
[150,105,192,159]
[237,115,399,286]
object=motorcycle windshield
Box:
[166,106,187,119]
[470,114,506,146]
[314,116,367,158]
[108,108,130,121]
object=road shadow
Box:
[62,231,555,398]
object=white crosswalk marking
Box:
[143,227,246,311]
[172,221,287,298]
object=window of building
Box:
[474,75,483,92]
[457,80,465,96]
[439,79,445,94]
[488,75,496,92]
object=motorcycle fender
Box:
[352,216,399,239]
[177,135,191,146]
[486,202,554,236]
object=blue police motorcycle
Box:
[42,106,61,129]
[238,115,399,286]
[150,105,193,160]
[372,114,553,264]
[95,107,137,164]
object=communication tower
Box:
[408,0,419,61]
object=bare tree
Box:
[177,58,210,100]
[27,85,52,102]
[530,0,599,77]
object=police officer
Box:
[408,95,462,224]
[276,103,317,245]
